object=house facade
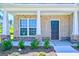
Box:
[0,3,79,42]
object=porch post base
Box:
[71,35,79,42]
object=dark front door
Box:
[51,21,59,40]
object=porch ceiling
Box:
[0,3,78,8]
[8,11,72,15]
[0,3,79,12]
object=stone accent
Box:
[71,35,79,42]
[1,35,10,40]
[14,37,35,41]
[61,37,71,41]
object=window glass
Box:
[29,28,36,35]
[29,19,36,27]
[20,20,27,28]
[20,28,27,36]
[0,11,3,20]
[0,11,3,24]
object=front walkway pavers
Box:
[52,40,72,46]
[54,46,78,53]
[52,40,79,56]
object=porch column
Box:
[71,10,79,41]
[2,10,8,35]
[37,10,41,35]
[36,10,41,40]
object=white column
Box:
[37,10,41,35]
[2,10,7,35]
[72,10,79,35]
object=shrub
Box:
[1,40,12,51]
[18,40,25,49]
[44,38,50,49]
[38,52,46,56]
[30,39,39,49]
[76,43,79,48]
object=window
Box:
[20,18,37,36]
[8,14,14,25]
[20,20,27,36]
[0,11,3,24]
[29,19,36,27]
[20,19,27,27]
[29,19,36,35]
[29,28,36,35]
[20,28,27,36]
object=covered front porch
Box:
[0,3,79,42]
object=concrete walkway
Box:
[51,40,79,56]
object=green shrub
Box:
[38,52,46,56]
[76,43,79,48]
[18,40,25,49]
[1,40,12,51]
[30,39,39,49]
[44,38,50,49]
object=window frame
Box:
[19,18,37,37]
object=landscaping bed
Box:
[0,46,56,56]
[72,46,79,52]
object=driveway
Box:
[51,40,79,56]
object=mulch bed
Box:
[0,46,56,56]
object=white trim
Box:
[2,10,8,35]
[3,8,79,12]
[72,11,79,35]
[37,10,41,35]
[50,19,60,40]
[12,12,72,15]
[19,18,37,37]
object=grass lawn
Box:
[0,46,56,56]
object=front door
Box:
[51,20,59,40]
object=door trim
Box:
[50,19,61,40]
